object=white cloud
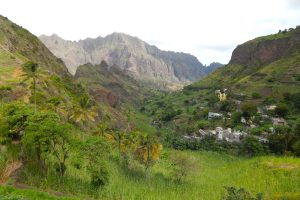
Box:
[0,0,299,64]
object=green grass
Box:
[0,186,78,200]
[18,150,300,200]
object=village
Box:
[183,88,288,144]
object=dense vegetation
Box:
[0,15,300,200]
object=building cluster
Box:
[183,127,268,143]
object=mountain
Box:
[39,33,209,89]
[204,62,224,74]
[0,16,69,77]
[142,26,300,133]
[0,15,74,103]
[193,26,300,95]
[74,61,152,107]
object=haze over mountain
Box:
[39,33,222,89]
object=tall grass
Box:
[17,150,300,200]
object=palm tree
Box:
[135,133,162,172]
[70,95,98,129]
[105,129,127,161]
[0,86,11,112]
[22,61,39,113]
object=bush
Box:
[252,92,261,99]
[220,101,234,112]
[222,186,263,200]
[293,140,300,156]
[90,163,110,188]
[241,102,257,121]
[290,93,300,110]
[82,137,111,187]
[231,112,242,127]
[274,103,289,118]
[170,152,198,182]
[197,120,210,129]
[240,136,264,156]
[3,102,34,140]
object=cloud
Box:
[286,0,300,9]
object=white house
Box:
[272,118,287,126]
[208,112,223,120]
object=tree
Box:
[170,152,198,182]
[241,102,257,121]
[134,133,162,172]
[82,136,111,187]
[293,118,300,138]
[293,140,300,156]
[0,86,11,112]
[105,129,127,161]
[274,103,289,118]
[220,101,233,113]
[231,111,242,127]
[290,92,300,110]
[93,115,111,137]
[240,136,264,156]
[22,61,40,113]
[70,95,98,129]
[46,97,68,120]
[268,126,294,154]
[3,102,34,141]
[23,111,71,177]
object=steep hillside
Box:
[141,27,300,134]
[39,33,210,89]
[0,16,69,76]
[193,26,300,96]
[0,15,129,127]
[74,61,152,107]
[0,15,159,133]
[0,15,78,106]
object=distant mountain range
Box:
[39,33,223,89]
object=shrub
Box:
[170,152,198,182]
[293,140,300,156]
[82,137,111,187]
[252,92,261,99]
[222,186,263,200]
[274,103,289,118]
[90,163,110,188]
[241,102,257,121]
[240,136,264,156]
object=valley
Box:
[0,14,299,200]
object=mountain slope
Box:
[141,27,300,134]
[0,15,157,131]
[74,61,152,107]
[0,16,69,76]
[193,26,300,95]
[39,33,209,89]
[0,15,77,105]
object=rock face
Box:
[204,62,224,74]
[39,33,208,87]
[230,27,300,66]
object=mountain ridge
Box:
[39,33,221,89]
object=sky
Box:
[0,0,300,65]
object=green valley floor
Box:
[1,150,300,200]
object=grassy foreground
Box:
[6,150,299,200]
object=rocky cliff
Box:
[230,26,300,66]
[39,33,210,88]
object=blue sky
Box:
[1,0,299,65]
